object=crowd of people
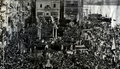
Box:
[4,43,96,69]
[1,14,120,69]
[1,0,120,68]
[80,19,120,69]
[1,17,120,69]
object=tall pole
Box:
[79,0,83,26]
[78,0,83,44]
[90,0,91,14]
[17,2,19,52]
[55,26,57,39]
[21,0,22,30]
[3,39,4,69]
[2,33,5,69]
[79,0,81,26]
[39,23,42,40]
[53,27,54,38]
[86,9,88,19]
[40,24,41,40]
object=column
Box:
[40,28,41,40]
[38,27,40,40]
[38,23,42,40]
[52,27,54,38]
[55,28,57,39]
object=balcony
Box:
[66,4,78,7]
[51,12,58,16]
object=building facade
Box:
[36,0,60,22]
[64,0,83,21]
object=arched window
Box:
[53,4,56,8]
[40,4,42,8]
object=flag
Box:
[111,38,116,50]
[50,16,55,23]
[76,14,79,22]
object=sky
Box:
[84,0,120,5]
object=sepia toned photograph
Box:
[0,0,120,69]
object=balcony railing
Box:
[66,4,78,7]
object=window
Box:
[66,1,71,4]
[66,8,72,12]
[53,4,56,8]
[37,12,43,15]
[66,1,71,7]
[73,1,78,4]
[28,3,29,6]
[73,8,78,12]
[73,8,78,15]
[51,12,58,15]
[73,1,78,6]
[45,5,51,9]
[40,4,42,8]
[46,13,49,15]
[46,5,49,8]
